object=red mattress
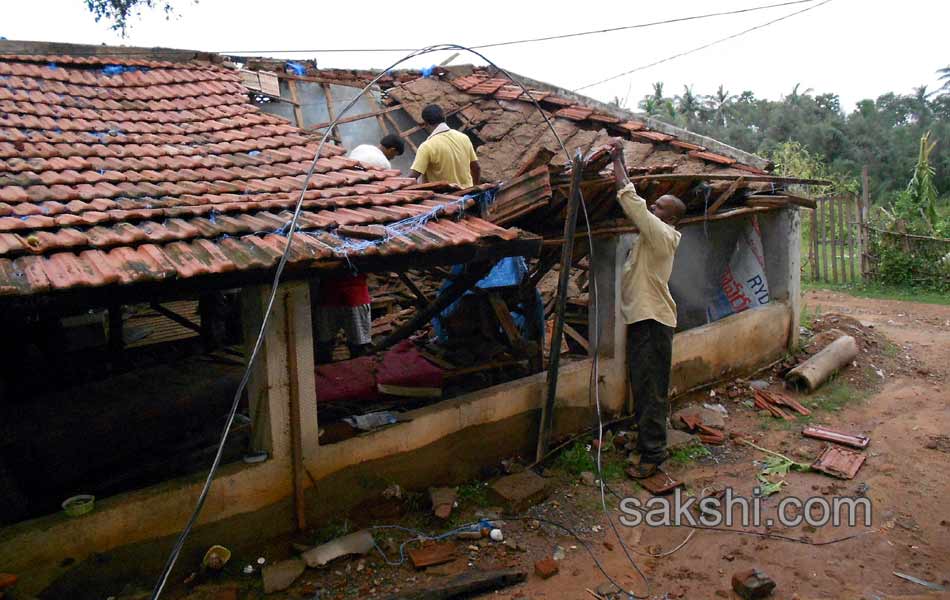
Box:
[314,341,444,405]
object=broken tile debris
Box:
[812,445,866,480]
[802,425,870,449]
[731,568,776,599]
[407,541,456,569]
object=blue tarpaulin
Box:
[432,257,542,342]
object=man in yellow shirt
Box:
[409,104,481,187]
[608,139,686,478]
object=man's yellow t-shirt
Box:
[410,125,478,187]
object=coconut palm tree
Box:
[938,66,950,91]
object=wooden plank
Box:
[398,102,477,138]
[817,198,826,283]
[284,293,306,531]
[379,568,527,600]
[384,112,418,153]
[810,205,819,282]
[562,322,590,354]
[829,196,839,284]
[398,272,430,308]
[285,78,306,129]
[706,176,745,214]
[847,196,856,282]
[628,173,831,186]
[860,166,870,278]
[489,293,527,352]
[306,104,403,132]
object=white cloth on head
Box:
[347,144,391,170]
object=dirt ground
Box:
[103,290,949,600]
[496,290,950,600]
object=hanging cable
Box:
[217,0,819,54]
[574,0,833,91]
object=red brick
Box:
[534,558,559,579]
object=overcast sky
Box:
[3,0,948,113]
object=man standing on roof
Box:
[348,134,406,170]
[608,139,686,479]
[409,104,481,187]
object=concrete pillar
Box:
[758,209,801,352]
[241,282,319,462]
[786,209,802,351]
[591,234,634,414]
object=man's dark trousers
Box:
[627,319,674,465]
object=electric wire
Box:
[574,0,833,91]
[3,1,819,58]
[217,0,819,54]
[147,41,654,599]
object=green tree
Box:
[84,0,191,34]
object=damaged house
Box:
[0,42,813,595]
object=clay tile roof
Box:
[0,50,538,299]
[688,150,736,165]
[554,106,595,121]
[465,78,510,96]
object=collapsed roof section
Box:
[0,45,539,304]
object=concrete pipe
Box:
[785,335,859,392]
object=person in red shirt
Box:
[311,273,372,363]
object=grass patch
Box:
[553,440,626,482]
[804,281,950,306]
[803,378,863,413]
[456,481,490,509]
[669,442,711,466]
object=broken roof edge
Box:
[496,67,772,172]
[0,39,223,64]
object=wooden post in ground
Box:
[809,207,819,282]
[847,196,857,282]
[829,197,838,284]
[860,166,870,279]
[536,152,584,463]
[818,198,827,283]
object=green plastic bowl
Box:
[62,494,95,517]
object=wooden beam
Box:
[397,272,430,308]
[628,173,830,186]
[384,112,418,153]
[321,83,342,143]
[378,568,527,599]
[285,78,306,129]
[306,104,403,132]
[562,322,590,354]
[488,293,527,352]
[397,102,477,138]
[284,291,307,531]
[706,176,745,214]
[150,301,201,333]
[536,153,583,463]
[371,260,497,353]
